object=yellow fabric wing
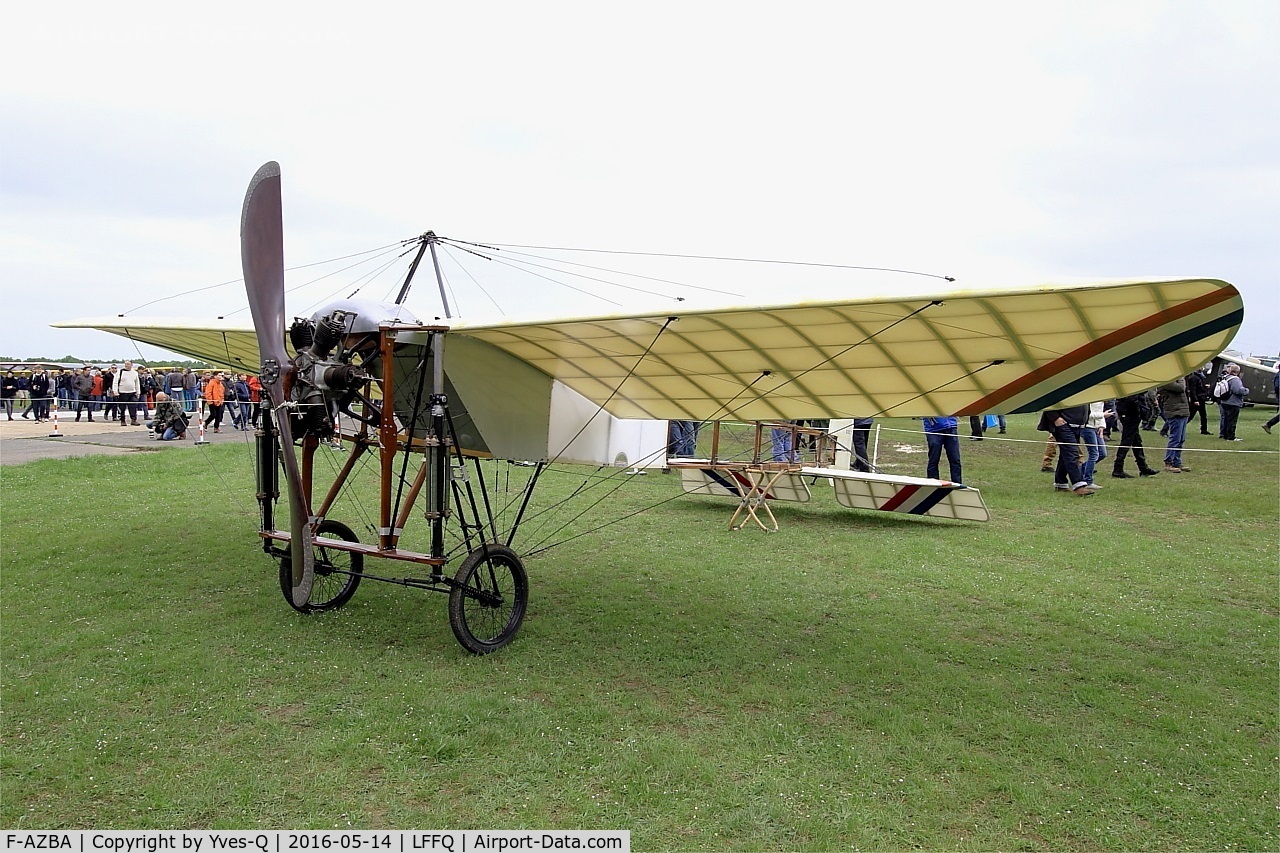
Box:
[452,277,1241,419]
[55,277,1242,419]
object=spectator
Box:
[88,368,104,416]
[232,374,253,430]
[1160,378,1191,472]
[164,367,184,401]
[1,371,16,420]
[1217,363,1248,442]
[115,360,143,426]
[1080,400,1111,487]
[1040,436,1057,473]
[102,365,118,422]
[147,392,188,440]
[140,367,159,410]
[1038,404,1097,496]
[247,373,262,427]
[182,367,199,413]
[15,372,31,417]
[202,371,227,433]
[1186,368,1210,435]
[72,368,95,421]
[667,421,700,458]
[28,369,52,422]
[55,369,74,411]
[224,378,241,428]
[1112,392,1160,478]
[770,421,801,463]
[849,417,874,472]
[1141,388,1161,431]
[922,416,962,483]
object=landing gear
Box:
[279,520,364,613]
[448,544,528,654]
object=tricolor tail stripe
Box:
[880,483,956,515]
[958,287,1242,416]
[702,467,741,496]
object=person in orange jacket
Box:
[202,371,226,433]
[246,373,262,427]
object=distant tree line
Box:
[0,354,216,369]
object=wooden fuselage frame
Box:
[256,322,534,575]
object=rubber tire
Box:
[448,544,528,654]
[278,519,364,613]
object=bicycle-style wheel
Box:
[278,519,364,613]
[447,544,528,654]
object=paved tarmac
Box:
[0,411,249,465]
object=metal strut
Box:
[395,231,453,320]
[394,234,430,306]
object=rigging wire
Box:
[509,318,676,551]
[120,241,406,315]
[443,247,625,308]
[439,246,505,315]
[507,300,1005,553]
[225,244,411,318]
[438,237,722,302]
[865,359,1006,419]
[450,242,744,299]
[547,317,676,466]
[467,241,957,282]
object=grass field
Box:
[2,410,1277,849]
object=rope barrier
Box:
[868,423,1279,455]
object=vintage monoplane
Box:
[56,162,1245,653]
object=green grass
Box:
[2,411,1277,849]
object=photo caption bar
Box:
[2,832,629,853]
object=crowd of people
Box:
[661,363,1272,497]
[7,361,1275,473]
[1016,364,1259,497]
[1,364,263,440]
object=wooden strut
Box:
[670,420,839,532]
[259,530,446,567]
[726,467,795,532]
[314,439,369,521]
[394,459,431,535]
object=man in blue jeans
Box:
[667,420,700,458]
[1039,405,1098,496]
[922,415,962,483]
[1159,378,1191,472]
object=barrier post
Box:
[194,399,210,445]
[47,397,63,438]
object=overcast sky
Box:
[2,0,1276,362]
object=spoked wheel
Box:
[448,544,528,654]
[279,519,364,613]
